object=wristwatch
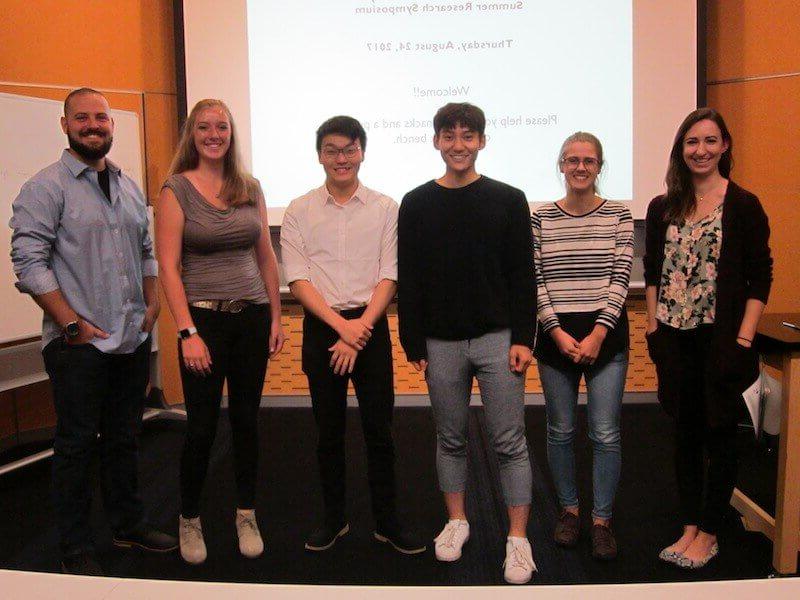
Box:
[178,326,198,340]
[64,320,80,340]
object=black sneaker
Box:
[374,526,427,555]
[113,525,178,552]
[304,522,350,551]
[61,552,104,576]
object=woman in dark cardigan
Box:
[644,108,772,569]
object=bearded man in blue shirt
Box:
[10,88,177,576]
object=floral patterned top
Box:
[656,204,723,329]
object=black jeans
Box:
[667,325,738,534]
[179,303,271,518]
[42,336,151,557]
[302,308,397,529]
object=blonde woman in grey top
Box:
[156,99,284,565]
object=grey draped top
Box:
[163,174,269,304]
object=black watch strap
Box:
[178,326,198,340]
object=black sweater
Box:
[397,176,536,361]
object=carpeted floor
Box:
[0,403,786,585]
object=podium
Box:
[731,313,800,574]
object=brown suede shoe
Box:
[553,510,580,547]
[591,523,618,560]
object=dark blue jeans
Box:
[42,336,151,557]
[538,350,628,520]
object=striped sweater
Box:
[531,199,634,334]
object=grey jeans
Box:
[425,329,532,506]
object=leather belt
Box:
[190,299,250,313]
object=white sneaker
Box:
[503,536,536,584]
[235,509,264,558]
[179,516,207,564]
[434,519,470,561]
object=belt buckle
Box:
[227,300,245,313]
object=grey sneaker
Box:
[179,515,207,564]
[236,509,264,558]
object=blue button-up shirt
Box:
[10,150,157,353]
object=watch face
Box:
[65,321,80,337]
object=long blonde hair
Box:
[168,99,256,206]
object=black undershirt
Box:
[97,167,111,201]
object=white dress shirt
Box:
[280,183,398,310]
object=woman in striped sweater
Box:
[531,132,634,560]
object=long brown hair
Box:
[168,99,256,206]
[664,107,733,223]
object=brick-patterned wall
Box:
[262,299,657,395]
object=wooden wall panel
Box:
[0,390,17,452]
[0,84,142,114]
[263,306,307,395]
[0,0,176,94]
[157,293,182,406]
[707,77,800,313]
[138,0,178,94]
[0,1,181,412]
[144,92,183,406]
[143,93,180,204]
[707,0,800,82]
[14,381,56,441]
[260,299,657,396]
[706,1,800,314]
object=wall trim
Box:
[708,71,800,85]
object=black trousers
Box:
[42,336,150,557]
[302,308,397,529]
[667,325,738,534]
[179,304,271,518]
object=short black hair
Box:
[64,87,106,116]
[315,116,367,153]
[433,103,486,136]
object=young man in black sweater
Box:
[397,103,537,584]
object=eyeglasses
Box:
[561,156,600,169]
[321,145,361,159]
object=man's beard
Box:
[67,130,113,161]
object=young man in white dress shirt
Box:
[280,116,424,554]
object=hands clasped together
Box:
[551,327,606,366]
[329,317,373,375]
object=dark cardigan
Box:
[643,181,772,426]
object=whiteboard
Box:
[0,92,145,344]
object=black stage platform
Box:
[0,404,785,585]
